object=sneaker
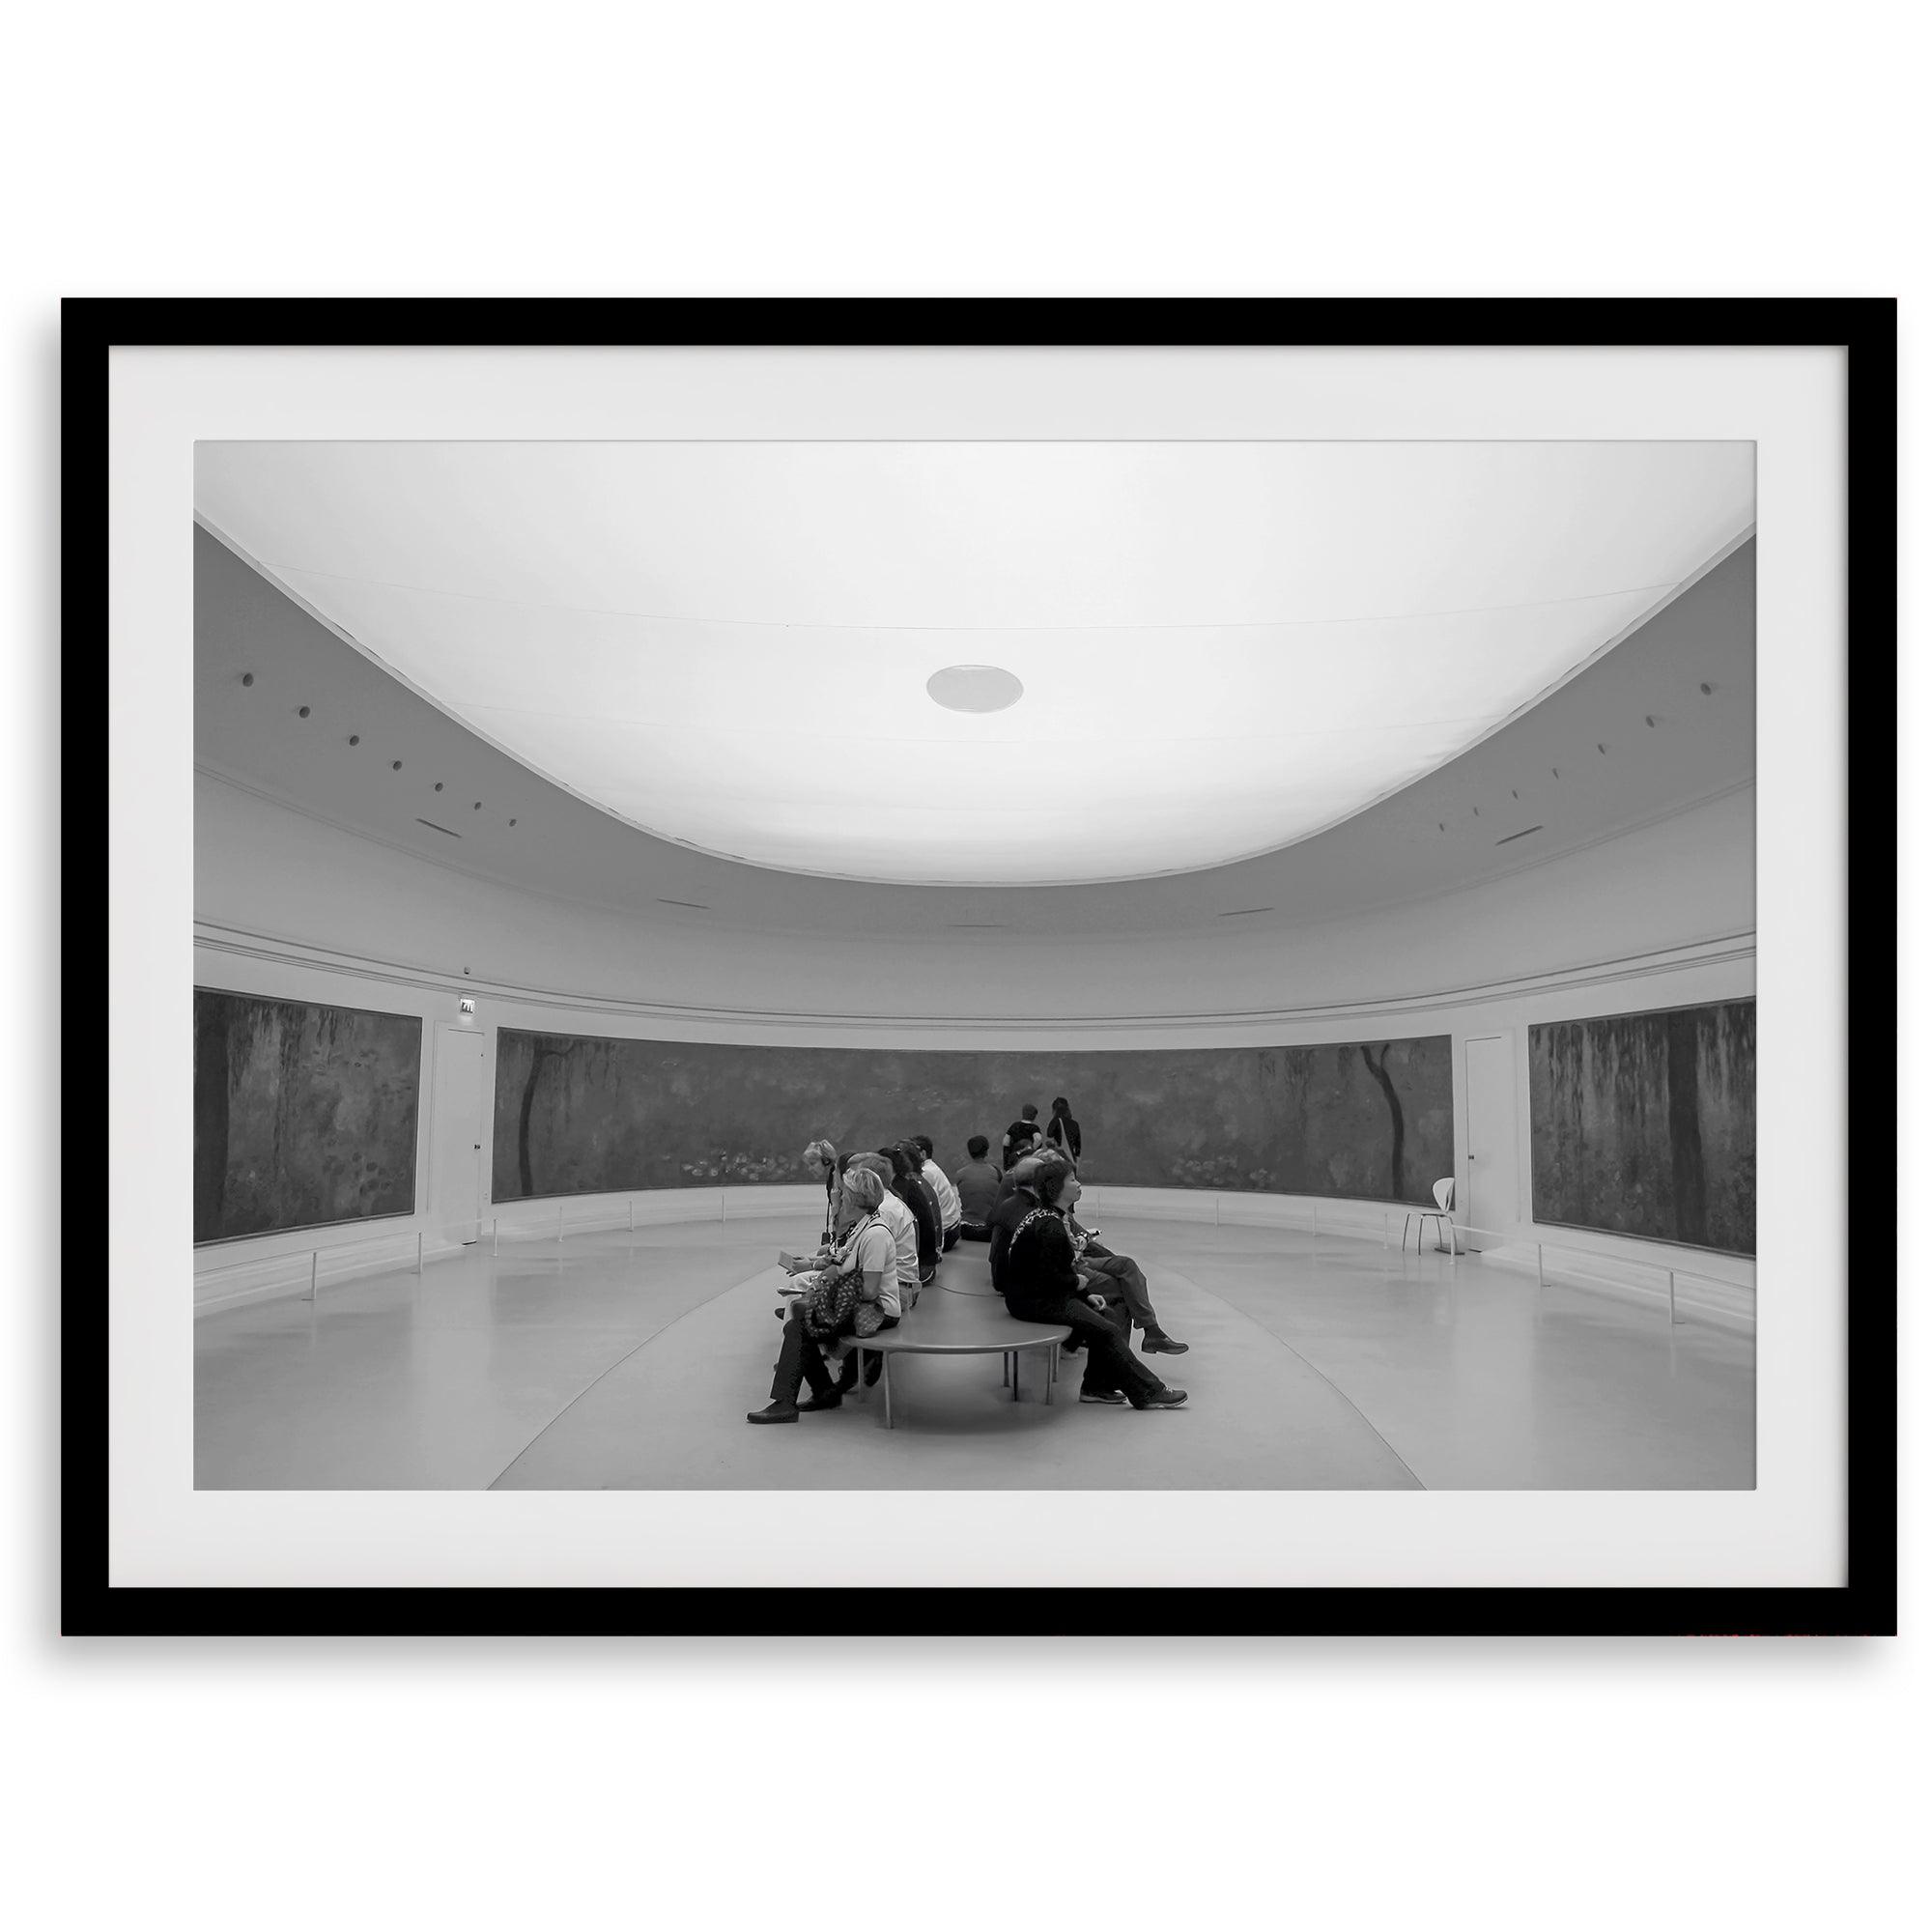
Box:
[1079,1388,1127,1405]
[1134,1387,1188,1408]
[796,1390,843,1412]
[746,1403,800,1424]
[1141,1331,1189,1355]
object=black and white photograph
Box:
[186,434,1761,1495]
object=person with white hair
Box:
[750,1165,896,1425]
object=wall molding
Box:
[195,918,1756,1038]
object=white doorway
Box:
[430,1026,487,1243]
[1463,1033,1521,1243]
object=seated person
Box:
[1064,1211,1188,1357]
[987,1153,1049,1294]
[849,1152,923,1313]
[951,1135,1004,1238]
[801,1138,839,1247]
[912,1134,963,1250]
[885,1140,944,1285]
[877,1142,941,1286]
[750,1166,896,1424]
[986,1153,1185,1355]
[999,1158,1185,1410]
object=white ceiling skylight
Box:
[195,440,1754,886]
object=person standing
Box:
[1045,1096,1082,1163]
[1002,1101,1042,1169]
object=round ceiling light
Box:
[925,664,1024,714]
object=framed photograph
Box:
[84,298,1894,1635]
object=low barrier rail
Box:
[196,1189,1752,1330]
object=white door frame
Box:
[1462,1031,1521,1243]
[430,1022,487,1243]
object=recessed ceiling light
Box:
[926,665,1024,714]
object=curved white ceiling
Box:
[194,440,1753,886]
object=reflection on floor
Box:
[193,1213,1754,1492]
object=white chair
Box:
[1402,1178,1457,1257]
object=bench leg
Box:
[1002,1350,1009,1389]
[1044,1344,1053,1405]
[882,1353,894,1430]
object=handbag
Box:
[801,1264,861,1340]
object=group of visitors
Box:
[749,1100,1191,1423]
[1000,1095,1081,1170]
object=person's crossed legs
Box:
[1080,1241,1187,1354]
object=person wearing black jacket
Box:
[1000,1159,1185,1409]
[1045,1097,1082,1162]
[881,1142,941,1286]
[1002,1102,1042,1169]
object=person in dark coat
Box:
[881,1142,941,1286]
[1045,1096,1082,1162]
[1000,1159,1185,1409]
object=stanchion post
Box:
[1668,1268,1681,1325]
[309,1250,319,1302]
[557,1203,564,1245]
[629,1199,635,1236]
[492,1218,498,1256]
[416,1231,424,1277]
[1536,1241,1545,1288]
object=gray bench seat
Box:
[847,1285,1070,1429]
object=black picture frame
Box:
[79,297,1896,1637]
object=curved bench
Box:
[847,1289,1070,1429]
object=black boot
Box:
[1141,1329,1189,1354]
[747,1402,799,1424]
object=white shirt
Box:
[921,1159,962,1231]
[842,1216,900,1320]
[874,1191,921,1294]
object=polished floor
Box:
[194,1211,1754,1491]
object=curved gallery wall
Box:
[192,771,1756,1301]
[494,1031,1455,1203]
